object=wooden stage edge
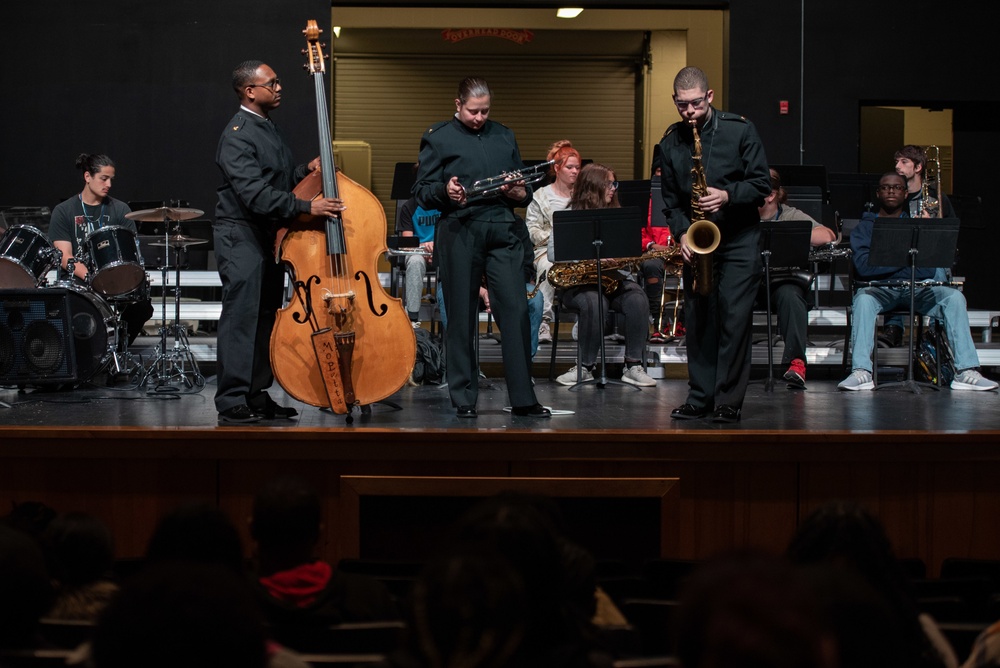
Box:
[4,425,1000,462]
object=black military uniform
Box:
[413,116,539,412]
[658,108,770,418]
[214,108,311,416]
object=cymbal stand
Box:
[141,222,205,393]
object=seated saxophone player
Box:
[547,163,656,387]
[757,168,836,389]
[659,66,770,423]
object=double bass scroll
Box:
[269,20,415,418]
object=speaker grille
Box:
[0,289,77,384]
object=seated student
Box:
[249,475,399,631]
[548,163,655,387]
[396,196,440,329]
[642,153,682,341]
[838,172,997,391]
[758,168,837,388]
[525,140,582,344]
[48,153,153,347]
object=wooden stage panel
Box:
[511,460,800,560]
[335,475,679,567]
[798,460,1000,577]
[0,457,217,558]
[217,460,515,567]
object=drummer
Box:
[48,153,153,345]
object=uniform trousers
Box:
[683,224,761,410]
[213,220,284,412]
[437,216,538,409]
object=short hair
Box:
[894,145,927,175]
[674,66,709,93]
[145,502,245,574]
[880,171,906,186]
[232,60,265,96]
[770,168,788,205]
[569,163,619,211]
[91,562,268,668]
[76,153,115,176]
[43,512,115,587]
[457,76,491,104]
[251,475,322,549]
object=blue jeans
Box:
[849,285,980,373]
[437,282,542,358]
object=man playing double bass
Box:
[214,60,344,424]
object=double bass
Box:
[270,20,415,420]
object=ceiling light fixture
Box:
[556,8,584,18]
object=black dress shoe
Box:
[218,405,261,424]
[250,397,299,420]
[670,403,708,420]
[712,405,741,423]
[510,403,551,418]
[456,405,478,418]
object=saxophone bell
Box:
[687,218,721,296]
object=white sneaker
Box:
[838,369,874,391]
[622,364,656,387]
[556,365,593,386]
[538,321,552,343]
[411,320,422,330]
[951,369,999,391]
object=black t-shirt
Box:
[48,194,135,255]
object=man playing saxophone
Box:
[658,66,770,423]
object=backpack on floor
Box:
[913,326,955,386]
[412,328,445,385]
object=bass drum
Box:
[51,280,117,381]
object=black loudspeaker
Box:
[0,288,78,385]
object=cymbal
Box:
[149,234,208,247]
[126,207,204,222]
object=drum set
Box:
[0,205,208,391]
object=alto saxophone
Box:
[687,120,721,296]
[547,247,682,295]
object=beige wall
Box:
[330,8,726,178]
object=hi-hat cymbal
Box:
[149,234,208,248]
[126,207,204,222]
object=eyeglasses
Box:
[249,78,281,91]
[606,181,619,190]
[674,96,707,110]
[877,184,906,192]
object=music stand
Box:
[868,217,960,393]
[755,221,813,391]
[553,206,644,390]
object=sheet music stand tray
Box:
[553,206,644,390]
[756,220,813,391]
[868,217,960,393]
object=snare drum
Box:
[0,225,59,288]
[83,226,145,297]
[49,280,117,381]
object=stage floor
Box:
[2,367,999,433]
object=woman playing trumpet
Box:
[413,76,548,418]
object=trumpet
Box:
[462,160,555,200]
